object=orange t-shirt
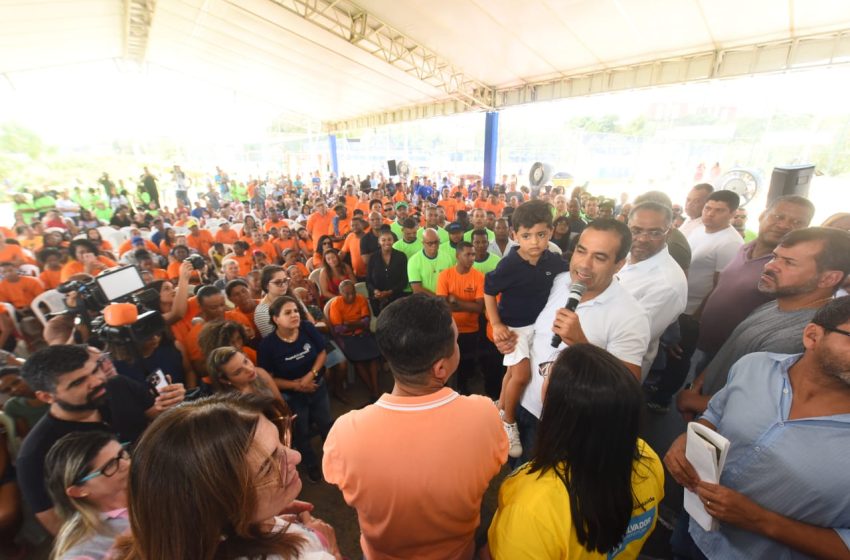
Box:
[437,199,457,222]
[186,230,214,255]
[226,308,258,338]
[229,254,254,277]
[0,244,27,265]
[273,238,299,256]
[393,190,406,203]
[215,229,239,245]
[355,201,370,216]
[185,321,205,363]
[473,198,488,210]
[484,201,505,217]
[328,295,369,334]
[344,195,358,213]
[249,241,277,263]
[264,219,288,233]
[148,268,168,281]
[60,256,117,282]
[435,267,484,333]
[341,233,366,277]
[322,388,508,560]
[39,268,62,290]
[166,262,202,282]
[0,276,44,309]
[118,239,159,256]
[306,211,333,239]
[327,218,352,249]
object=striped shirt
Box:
[691,352,850,559]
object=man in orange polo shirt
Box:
[214,221,239,245]
[323,294,507,560]
[263,208,288,233]
[306,200,333,240]
[185,220,214,256]
[436,242,485,395]
[340,217,368,280]
[0,261,44,311]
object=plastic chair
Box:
[30,289,67,326]
[18,264,40,277]
[1,302,19,335]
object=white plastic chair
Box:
[18,264,40,277]
[30,289,67,326]
[1,302,19,335]
[98,227,125,250]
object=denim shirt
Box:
[690,352,850,559]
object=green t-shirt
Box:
[392,238,423,260]
[463,228,495,243]
[407,249,454,293]
[33,195,56,211]
[439,242,459,266]
[389,220,407,240]
[417,226,449,244]
[94,207,113,221]
[472,252,501,275]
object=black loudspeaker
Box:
[387,160,398,176]
[767,164,814,203]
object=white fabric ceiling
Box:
[3,0,850,125]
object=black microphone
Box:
[550,282,587,348]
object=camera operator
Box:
[16,345,185,535]
[165,244,211,284]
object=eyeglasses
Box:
[818,324,850,339]
[628,227,669,240]
[77,442,131,484]
[269,279,290,287]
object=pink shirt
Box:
[322,387,508,560]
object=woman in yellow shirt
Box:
[486,344,665,560]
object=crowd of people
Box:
[0,166,849,559]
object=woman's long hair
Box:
[113,393,303,560]
[198,320,250,358]
[530,344,646,554]
[45,431,121,560]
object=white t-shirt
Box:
[618,246,688,378]
[684,225,743,314]
[520,273,650,418]
[679,216,703,237]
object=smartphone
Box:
[146,369,168,396]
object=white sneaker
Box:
[503,421,522,458]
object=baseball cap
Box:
[395,201,409,209]
[131,236,145,245]
[446,222,463,233]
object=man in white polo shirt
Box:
[618,201,688,379]
[495,219,650,462]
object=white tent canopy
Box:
[3,0,850,131]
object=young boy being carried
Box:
[484,200,568,458]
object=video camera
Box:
[55,265,165,346]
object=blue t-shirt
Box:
[483,247,569,327]
[257,321,326,381]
